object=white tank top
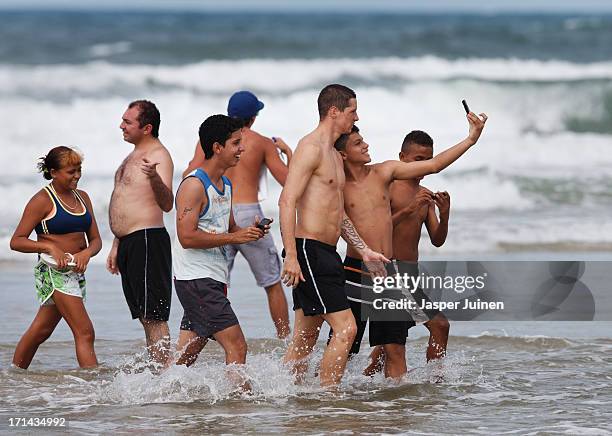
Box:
[173,169,233,283]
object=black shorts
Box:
[395,261,441,330]
[175,277,239,339]
[117,227,172,321]
[286,238,350,316]
[348,299,413,355]
[342,256,414,354]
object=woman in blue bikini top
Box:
[9,146,102,369]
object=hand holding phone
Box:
[257,217,273,230]
[462,99,470,114]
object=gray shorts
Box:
[175,278,239,339]
[226,203,281,288]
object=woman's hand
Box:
[71,250,91,273]
[46,244,69,270]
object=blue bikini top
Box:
[35,184,92,235]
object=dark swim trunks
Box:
[285,238,350,316]
[175,277,239,339]
[117,227,172,321]
[342,256,440,354]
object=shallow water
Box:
[1,263,611,434]
[2,336,611,434]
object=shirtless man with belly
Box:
[106,100,174,366]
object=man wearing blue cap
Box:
[184,91,292,339]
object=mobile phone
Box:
[462,99,470,114]
[257,218,272,230]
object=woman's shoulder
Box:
[25,187,54,211]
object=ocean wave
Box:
[2,57,612,97]
[2,56,612,135]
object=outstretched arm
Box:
[379,112,488,184]
[278,140,320,287]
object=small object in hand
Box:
[40,252,77,268]
[257,218,273,230]
[462,99,470,114]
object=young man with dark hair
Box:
[279,83,389,388]
[173,115,268,390]
[333,110,487,379]
[107,100,174,367]
[184,91,292,339]
[317,84,357,119]
[389,130,452,361]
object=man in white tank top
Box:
[173,115,268,390]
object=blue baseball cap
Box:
[227,91,264,119]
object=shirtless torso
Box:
[390,181,436,262]
[109,141,173,238]
[293,132,346,246]
[343,165,393,259]
[279,90,364,388]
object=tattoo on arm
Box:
[178,207,193,221]
[341,216,367,250]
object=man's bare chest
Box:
[115,156,144,186]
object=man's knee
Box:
[264,281,283,294]
[140,318,168,331]
[226,338,248,362]
[428,314,450,335]
[74,324,95,344]
[330,316,357,345]
[295,324,321,342]
[383,344,405,363]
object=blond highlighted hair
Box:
[37,146,84,180]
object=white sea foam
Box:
[0,56,610,259]
[2,57,612,97]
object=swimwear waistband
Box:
[119,227,168,242]
[344,256,419,278]
[232,202,261,211]
[295,238,337,253]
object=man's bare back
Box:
[109,141,173,238]
[226,129,289,203]
[184,128,291,203]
